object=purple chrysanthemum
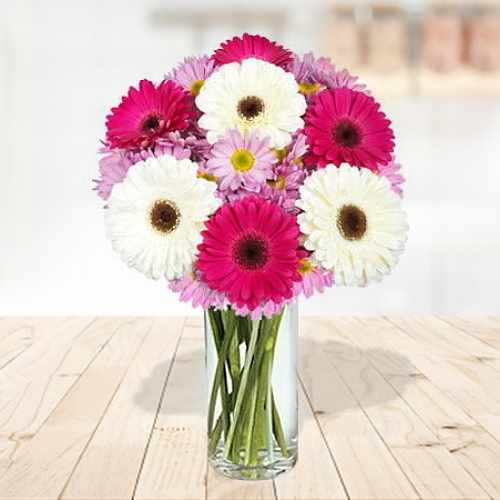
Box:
[168,271,228,310]
[285,133,308,164]
[206,129,276,192]
[166,55,216,97]
[322,68,369,95]
[262,162,306,212]
[261,134,307,212]
[288,52,369,99]
[94,132,205,201]
[293,259,334,298]
[377,157,405,197]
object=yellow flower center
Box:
[197,171,217,182]
[267,175,286,190]
[189,79,204,96]
[299,81,322,95]
[298,259,314,274]
[273,148,288,162]
[230,149,255,173]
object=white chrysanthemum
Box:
[296,164,408,286]
[105,155,221,280]
[196,58,306,149]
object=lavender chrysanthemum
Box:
[377,157,405,197]
[166,55,216,97]
[262,134,307,212]
[288,52,369,98]
[94,132,207,201]
[206,129,276,192]
[168,271,228,310]
[293,259,334,298]
[263,162,306,212]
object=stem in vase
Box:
[223,319,260,460]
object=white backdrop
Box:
[1,1,499,315]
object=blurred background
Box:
[0,0,499,316]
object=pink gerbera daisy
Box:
[212,33,293,69]
[377,156,405,197]
[197,197,303,311]
[304,88,395,170]
[206,129,276,192]
[166,55,216,97]
[293,259,334,298]
[105,79,195,150]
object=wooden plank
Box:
[134,321,206,500]
[334,316,500,499]
[208,467,276,500]
[60,317,185,500]
[0,318,153,499]
[441,317,500,351]
[0,317,102,475]
[386,317,500,410]
[307,318,489,500]
[0,317,35,344]
[388,316,500,371]
[354,317,500,437]
[299,322,419,500]
[0,318,36,369]
[274,381,348,500]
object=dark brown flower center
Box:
[337,204,367,241]
[233,234,269,270]
[150,200,180,234]
[237,96,265,122]
[333,120,361,148]
[141,113,163,134]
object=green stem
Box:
[243,382,259,465]
[207,310,232,439]
[249,346,273,465]
[271,391,289,458]
[208,414,224,455]
[222,311,241,405]
[223,319,260,460]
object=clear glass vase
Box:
[205,302,298,480]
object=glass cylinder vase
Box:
[205,302,298,480]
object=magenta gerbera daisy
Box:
[105,79,195,150]
[212,33,293,69]
[304,87,395,170]
[197,197,303,310]
[166,55,216,97]
[206,129,276,192]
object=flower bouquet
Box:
[95,33,408,480]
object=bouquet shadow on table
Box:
[133,335,416,422]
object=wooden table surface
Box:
[1,317,500,500]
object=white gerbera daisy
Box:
[105,155,221,280]
[196,58,307,149]
[296,164,408,286]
